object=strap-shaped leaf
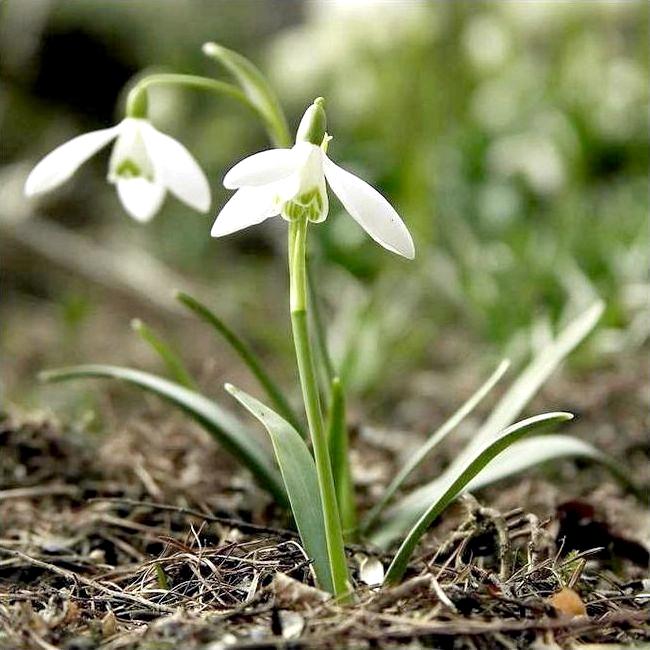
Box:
[202,42,291,148]
[131,318,196,389]
[361,360,510,533]
[371,301,605,547]
[176,291,304,437]
[308,261,336,395]
[465,435,645,501]
[327,378,356,537]
[383,412,573,585]
[39,365,287,506]
[225,383,334,593]
[469,302,603,452]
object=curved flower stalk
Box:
[25,116,211,222]
[212,98,415,260]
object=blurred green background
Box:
[1,0,648,415]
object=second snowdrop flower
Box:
[212,98,415,259]
[25,117,211,222]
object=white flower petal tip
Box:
[24,125,121,197]
[116,178,166,222]
[223,148,298,189]
[140,123,211,213]
[323,157,415,259]
[211,187,279,237]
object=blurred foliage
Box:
[1,0,648,404]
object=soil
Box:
[0,354,648,649]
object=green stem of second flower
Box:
[289,217,350,601]
[125,74,284,145]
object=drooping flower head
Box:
[212,98,414,259]
[25,115,210,222]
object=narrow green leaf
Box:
[327,378,357,538]
[372,301,605,547]
[39,365,287,506]
[471,302,603,452]
[202,42,291,148]
[361,359,510,533]
[155,564,169,590]
[308,260,336,400]
[225,383,334,593]
[131,318,196,389]
[464,435,646,502]
[175,291,305,438]
[384,412,573,585]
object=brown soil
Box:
[1,356,648,649]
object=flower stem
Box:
[289,216,350,601]
[125,74,281,144]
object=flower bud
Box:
[296,97,327,146]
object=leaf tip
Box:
[130,318,143,332]
[591,299,606,317]
[173,289,189,304]
[202,42,220,58]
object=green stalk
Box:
[125,74,273,139]
[289,216,350,601]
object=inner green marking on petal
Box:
[281,188,326,223]
[115,159,143,178]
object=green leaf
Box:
[39,365,287,506]
[175,291,305,438]
[361,359,510,533]
[308,260,336,398]
[202,42,291,148]
[327,378,357,538]
[383,412,573,585]
[371,301,605,547]
[470,302,603,452]
[464,435,646,502]
[225,383,334,593]
[131,318,196,389]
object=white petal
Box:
[223,148,298,189]
[140,123,211,213]
[108,118,154,181]
[116,178,166,222]
[324,157,415,259]
[293,142,326,196]
[25,125,120,196]
[211,187,279,237]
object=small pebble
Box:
[548,587,587,617]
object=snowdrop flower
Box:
[212,98,414,259]
[25,117,210,222]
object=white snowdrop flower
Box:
[212,98,414,259]
[25,118,211,222]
